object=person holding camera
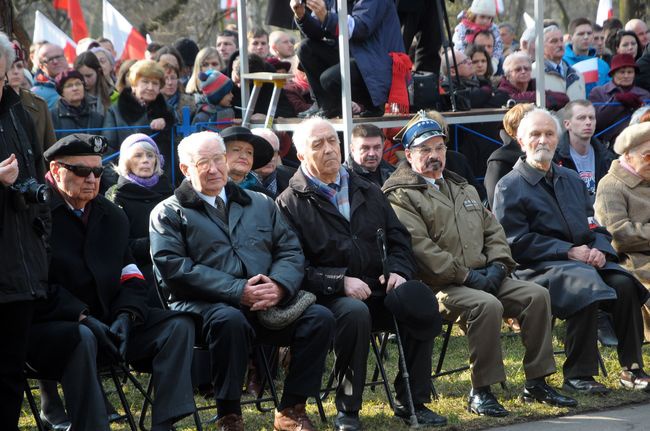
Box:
[0,31,50,431]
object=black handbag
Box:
[410,71,441,111]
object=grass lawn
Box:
[18,321,650,430]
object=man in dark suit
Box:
[29,134,197,431]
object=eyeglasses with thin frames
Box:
[194,154,227,171]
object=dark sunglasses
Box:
[57,162,104,178]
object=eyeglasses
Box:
[43,54,65,64]
[512,65,532,73]
[63,81,84,89]
[57,162,104,177]
[413,144,447,155]
[194,154,226,171]
[459,58,473,65]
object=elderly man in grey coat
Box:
[493,108,650,396]
[150,131,335,431]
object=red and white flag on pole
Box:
[494,0,505,15]
[572,58,600,85]
[220,0,237,20]
[596,0,613,26]
[102,0,146,61]
[33,11,77,65]
[52,0,88,42]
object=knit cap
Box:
[199,69,234,105]
[55,69,85,95]
[470,0,496,16]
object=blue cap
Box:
[402,119,446,149]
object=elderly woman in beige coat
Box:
[595,122,650,338]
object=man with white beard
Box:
[493,108,650,395]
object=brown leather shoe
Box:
[274,404,315,431]
[620,369,650,391]
[216,413,244,431]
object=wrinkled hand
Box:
[379,272,406,292]
[343,276,371,300]
[149,118,166,131]
[568,245,591,263]
[81,315,120,363]
[586,248,606,268]
[242,274,285,311]
[484,263,507,293]
[614,92,643,109]
[289,0,306,19]
[0,154,19,187]
[464,269,497,295]
[110,313,133,361]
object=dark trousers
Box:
[296,38,374,111]
[175,301,335,404]
[38,315,196,430]
[398,3,443,73]
[321,289,435,412]
[0,301,34,431]
[563,272,644,378]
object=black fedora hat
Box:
[220,126,275,170]
[384,280,442,341]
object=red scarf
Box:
[461,18,491,45]
[386,52,412,115]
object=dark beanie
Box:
[55,69,85,95]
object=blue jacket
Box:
[31,80,60,110]
[562,44,610,95]
[296,0,404,107]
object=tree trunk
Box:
[0,0,13,34]
[554,0,570,31]
[513,0,527,36]
[619,0,636,22]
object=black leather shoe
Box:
[522,382,578,407]
[358,105,384,118]
[597,310,618,347]
[39,412,71,430]
[334,411,361,431]
[467,390,509,417]
[319,107,342,118]
[563,377,611,395]
[394,404,447,427]
[297,103,320,118]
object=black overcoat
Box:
[492,158,647,319]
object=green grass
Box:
[19,321,650,430]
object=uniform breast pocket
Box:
[247,225,273,247]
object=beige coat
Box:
[382,163,516,291]
[19,88,56,152]
[595,160,650,289]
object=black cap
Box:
[44,134,108,162]
[221,126,275,170]
[384,280,442,341]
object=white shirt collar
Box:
[195,187,228,207]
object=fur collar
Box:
[117,87,174,124]
[174,179,252,209]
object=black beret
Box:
[384,280,442,341]
[44,133,108,162]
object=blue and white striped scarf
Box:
[301,165,350,221]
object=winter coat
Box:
[563,44,611,95]
[484,135,523,209]
[150,180,304,306]
[51,97,105,138]
[19,88,56,152]
[452,20,503,61]
[553,131,616,199]
[296,0,405,108]
[344,157,396,187]
[588,81,650,145]
[276,168,415,298]
[532,59,586,101]
[595,160,650,290]
[0,86,49,304]
[636,43,650,93]
[166,91,197,125]
[492,158,647,318]
[382,162,515,291]
[497,76,570,110]
[31,72,60,110]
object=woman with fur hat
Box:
[589,54,650,145]
[452,0,504,61]
[50,69,105,139]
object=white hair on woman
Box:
[502,51,531,75]
[116,140,164,177]
[177,131,226,165]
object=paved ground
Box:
[490,403,650,430]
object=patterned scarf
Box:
[302,165,350,221]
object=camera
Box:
[10,178,50,210]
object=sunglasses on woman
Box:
[57,162,105,178]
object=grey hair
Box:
[503,51,531,75]
[630,106,650,125]
[292,117,337,155]
[516,107,562,141]
[177,131,226,165]
[115,140,164,177]
[0,32,16,67]
[498,23,515,33]
[543,25,561,35]
[252,128,280,151]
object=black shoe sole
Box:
[562,383,610,395]
[520,394,578,407]
[467,405,509,417]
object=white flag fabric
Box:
[596,0,613,26]
[33,10,77,65]
[102,0,146,61]
[523,12,535,30]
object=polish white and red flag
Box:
[572,58,600,85]
[33,11,77,65]
[596,0,613,26]
[494,0,505,15]
[53,0,88,42]
[220,0,237,20]
[102,0,146,61]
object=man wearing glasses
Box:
[31,43,67,109]
[383,114,577,417]
[28,133,197,431]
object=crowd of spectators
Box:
[1,1,650,430]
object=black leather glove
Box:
[484,263,507,293]
[110,313,133,361]
[464,269,496,294]
[81,315,120,363]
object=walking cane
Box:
[376,228,419,428]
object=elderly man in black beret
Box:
[29,134,197,431]
[276,117,445,430]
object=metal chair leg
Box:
[108,366,138,431]
[370,333,395,411]
[24,380,46,431]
